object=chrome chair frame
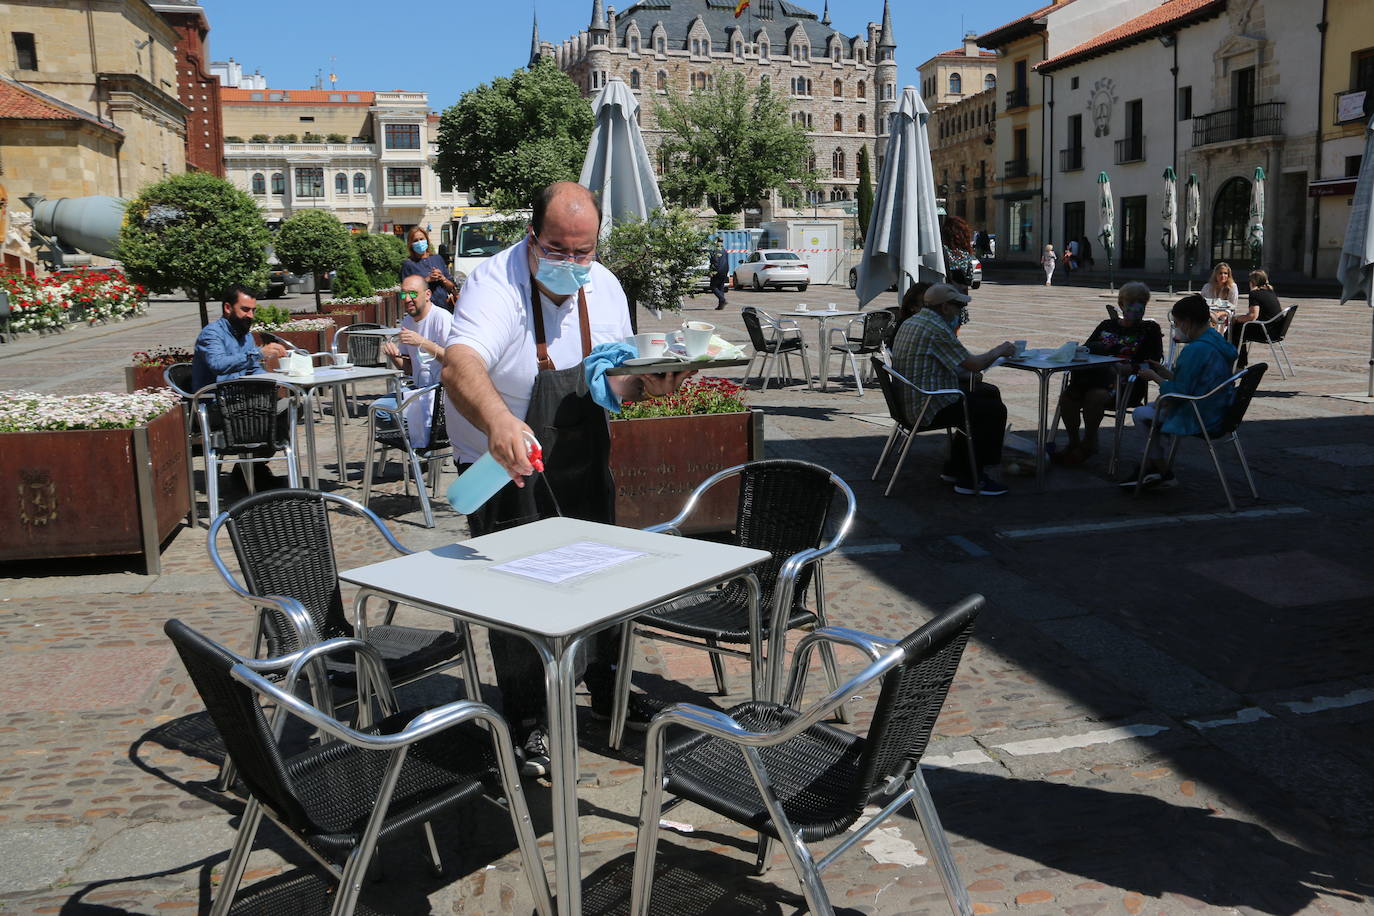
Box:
[361,383,453,528]
[190,377,304,522]
[873,360,979,496]
[1237,305,1297,379]
[331,323,385,416]
[164,363,201,529]
[742,307,812,391]
[826,311,892,396]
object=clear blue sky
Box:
[204,0,1033,112]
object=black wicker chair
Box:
[872,359,979,496]
[332,323,385,416]
[629,596,985,916]
[825,310,892,395]
[361,383,453,528]
[742,307,811,391]
[164,619,553,916]
[190,376,304,521]
[608,460,856,750]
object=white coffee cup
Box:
[826,303,838,312]
[797,303,809,311]
[1013,340,1027,355]
[632,331,667,357]
[331,351,349,367]
[682,321,715,358]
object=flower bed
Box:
[0,267,147,332]
[127,346,195,392]
[325,296,379,324]
[253,316,334,352]
[0,390,191,573]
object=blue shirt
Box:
[400,254,455,312]
[1160,327,1237,436]
[192,317,264,391]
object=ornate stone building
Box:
[930,87,997,233]
[541,0,900,208]
[918,34,998,112]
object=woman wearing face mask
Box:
[1120,293,1237,489]
[1053,281,1163,466]
[400,226,458,312]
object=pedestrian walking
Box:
[709,241,729,310]
[1042,244,1057,286]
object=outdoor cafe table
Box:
[257,365,402,488]
[778,307,865,390]
[343,327,401,340]
[339,516,769,916]
[995,352,1129,491]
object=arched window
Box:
[832,148,845,177]
[949,73,962,94]
[630,69,640,89]
[857,80,866,99]
[885,83,895,100]
[1211,176,1255,267]
[692,39,700,56]
[984,73,996,90]
[806,78,812,95]
[271,172,284,195]
[657,70,667,91]
[834,113,843,132]
[807,152,817,172]
[735,41,743,57]
[656,36,665,54]
[857,114,866,133]
[631,35,640,53]
[353,172,366,194]
[250,172,265,194]
[335,172,347,195]
[833,78,842,98]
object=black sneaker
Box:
[589,693,655,732]
[518,726,550,778]
[954,475,1008,496]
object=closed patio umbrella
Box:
[1336,114,1374,396]
[1097,171,1116,291]
[1248,166,1266,269]
[580,76,663,238]
[1162,167,1178,294]
[856,86,945,306]
[1184,173,1201,290]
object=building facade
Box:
[1036,0,1322,280]
[1,0,188,199]
[221,89,464,236]
[1312,0,1374,277]
[150,0,223,176]
[930,87,997,233]
[542,0,899,211]
[918,34,998,112]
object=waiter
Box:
[441,181,691,777]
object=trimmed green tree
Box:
[331,251,375,300]
[353,232,406,288]
[598,208,709,330]
[857,145,875,245]
[118,171,269,327]
[655,70,819,216]
[435,58,594,210]
[274,210,353,309]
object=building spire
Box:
[878,0,896,48]
[590,0,607,31]
[822,0,831,26]
[529,13,542,67]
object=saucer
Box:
[624,356,676,366]
[330,362,354,370]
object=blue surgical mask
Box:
[411,239,428,255]
[945,312,962,330]
[536,258,592,295]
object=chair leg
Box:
[208,797,265,916]
[872,427,901,480]
[760,352,774,392]
[409,450,435,528]
[629,729,669,916]
[754,833,773,875]
[205,451,221,521]
[706,639,729,695]
[609,621,637,751]
[884,429,919,497]
[1200,432,1237,512]
[422,821,444,877]
[1233,434,1259,499]
[908,768,974,916]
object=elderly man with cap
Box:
[890,283,1017,495]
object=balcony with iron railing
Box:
[1192,101,1285,146]
[1004,158,1030,180]
[1114,135,1145,164]
[1005,86,1030,110]
[1059,146,1083,171]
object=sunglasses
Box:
[400,290,420,301]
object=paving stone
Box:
[0,824,94,891]
[69,819,240,883]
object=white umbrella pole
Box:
[1368,310,1374,398]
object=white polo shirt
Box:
[443,238,633,463]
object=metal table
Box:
[778,308,865,390]
[344,327,401,339]
[340,517,768,916]
[996,353,1128,491]
[257,365,401,488]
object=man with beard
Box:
[192,283,290,488]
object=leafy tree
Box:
[352,232,406,288]
[274,210,353,309]
[598,208,708,328]
[857,145,875,245]
[435,58,594,210]
[655,70,819,216]
[331,250,375,299]
[118,171,268,326]
[249,133,270,143]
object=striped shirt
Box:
[891,309,970,419]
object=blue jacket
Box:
[192,317,263,392]
[1160,327,1237,436]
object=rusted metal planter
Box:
[379,289,399,326]
[253,328,329,352]
[0,407,192,574]
[125,365,174,392]
[609,408,764,532]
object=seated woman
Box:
[1199,262,1240,333]
[1054,281,1164,465]
[1121,294,1238,489]
[1229,268,1283,366]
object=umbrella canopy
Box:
[856,86,945,305]
[1337,114,1374,304]
[580,77,664,237]
[1247,166,1266,265]
[1161,167,1178,254]
[1097,171,1115,258]
[1184,173,1201,250]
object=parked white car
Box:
[733,249,810,292]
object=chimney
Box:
[964,32,979,57]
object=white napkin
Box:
[1043,342,1079,364]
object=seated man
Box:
[1122,294,1238,489]
[191,284,289,490]
[1054,281,1163,465]
[890,283,1016,496]
[373,274,453,447]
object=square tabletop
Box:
[346,328,402,337]
[780,309,863,318]
[340,516,771,639]
[1001,353,1127,370]
[257,365,400,387]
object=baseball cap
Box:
[923,283,972,307]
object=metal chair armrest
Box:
[781,626,899,706]
[1154,368,1245,403]
[642,522,682,535]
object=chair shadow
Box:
[927,769,1374,914]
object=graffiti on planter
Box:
[18,470,58,526]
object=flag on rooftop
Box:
[734,0,750,18]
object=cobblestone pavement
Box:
[1,279,1372,915]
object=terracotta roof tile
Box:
[976,0,1068,47]
[1038,0,1226,71]
[936,48,999,58]
[0,75,122,133]
[222,88,376,104]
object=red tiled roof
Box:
[976,0,1072,48]
[0,76,122,133]
[221,88,376,104]
[1038,0,1226,72]
[937,48,999,58]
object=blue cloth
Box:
[1160,327,1237,436]
[400,254,455,311]
[584,342,636,412]
[192,317,263,392]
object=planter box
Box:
[326,301,378,324]
[609,408,764,532]
[0,407,191,574]
[125,365,175,392]
[379,290,399,326]
[253,328,328,353]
